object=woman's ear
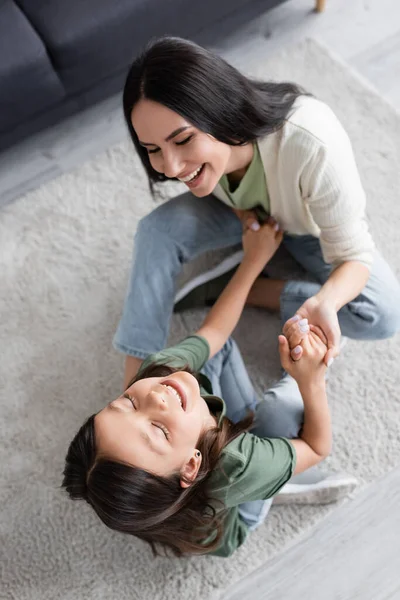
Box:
[180,450,202,489]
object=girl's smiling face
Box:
[95,371,217,486]
[131,98,253,196]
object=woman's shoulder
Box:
[283,95,349,146]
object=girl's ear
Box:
[179,451,202,489]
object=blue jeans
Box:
[114,191,400,358]
[113,191,400,528]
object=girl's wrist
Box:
[297,376,326,395]
[241,255,266,277]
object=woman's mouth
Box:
[178,164,206,188]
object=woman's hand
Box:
[279,324,328,388]
[283,296,341,366]
[242,221,283,274]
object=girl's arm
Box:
[278,329,332,473]
[197,222,283,358]
[122,220,281,388]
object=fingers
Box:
[278,335,291,370]
[290,345,303,361]
[285,318,310,349]
[309,324,328,345]
[246,218,260,232]
[282,314,301,338]
[243,215,282,234]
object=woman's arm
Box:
[283,108,374,364]
[289,260,370,365]
[197,222,283,358]
[316,260,370,311]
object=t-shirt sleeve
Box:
[138,335,210,375]
[211,432,296,507]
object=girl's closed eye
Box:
[123,393,136,408]
[123,393,169,439]
[154,423,170,439]
[147,135,194,154]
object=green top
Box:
[219,142,270,220]
[139,335,296,557]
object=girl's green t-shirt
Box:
[138,335,296,557]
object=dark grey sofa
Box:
[0,0,287,154]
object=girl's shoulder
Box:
[208,432,296,506]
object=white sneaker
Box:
[273,471,358,505]
[175,247,243,304]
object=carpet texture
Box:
[1,39,400,600]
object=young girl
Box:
[63,221,332,558]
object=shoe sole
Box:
[174,249,244,303]
[273,477,358,506]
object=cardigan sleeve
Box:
[297,117,375,269]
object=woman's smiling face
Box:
[131,98,252,196]
[95,371,217,486]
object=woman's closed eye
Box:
[147,135,194,154]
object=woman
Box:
[113,36,400,496]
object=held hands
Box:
[283,296,342,367]
[279,324,328,388]
[241,217,283,274]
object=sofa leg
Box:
[315,0,326,12]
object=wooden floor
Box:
[222,465,400,600]
[1,0,400,597]
[1,0,400,208]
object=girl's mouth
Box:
[162,379,187,411]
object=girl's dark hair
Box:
[62,362,254,557]
[123,35,307,194]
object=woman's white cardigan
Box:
[213,96,375,269]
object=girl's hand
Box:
[242,221,283,272]
[278,325,327,388]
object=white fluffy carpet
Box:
[1,39,400,600]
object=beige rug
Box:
[1,38,400,600]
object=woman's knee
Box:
[137,192,241,255]
[343,288,400,340]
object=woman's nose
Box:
[163,153,184,179]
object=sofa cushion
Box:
[0,0,65,133]
[15,0,265,95]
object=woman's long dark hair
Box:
[123,36,307,194]
[62,363,254,557]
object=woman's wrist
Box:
[315,261,370,312]
[315,286,341,312]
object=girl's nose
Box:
[147,389,167,409]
